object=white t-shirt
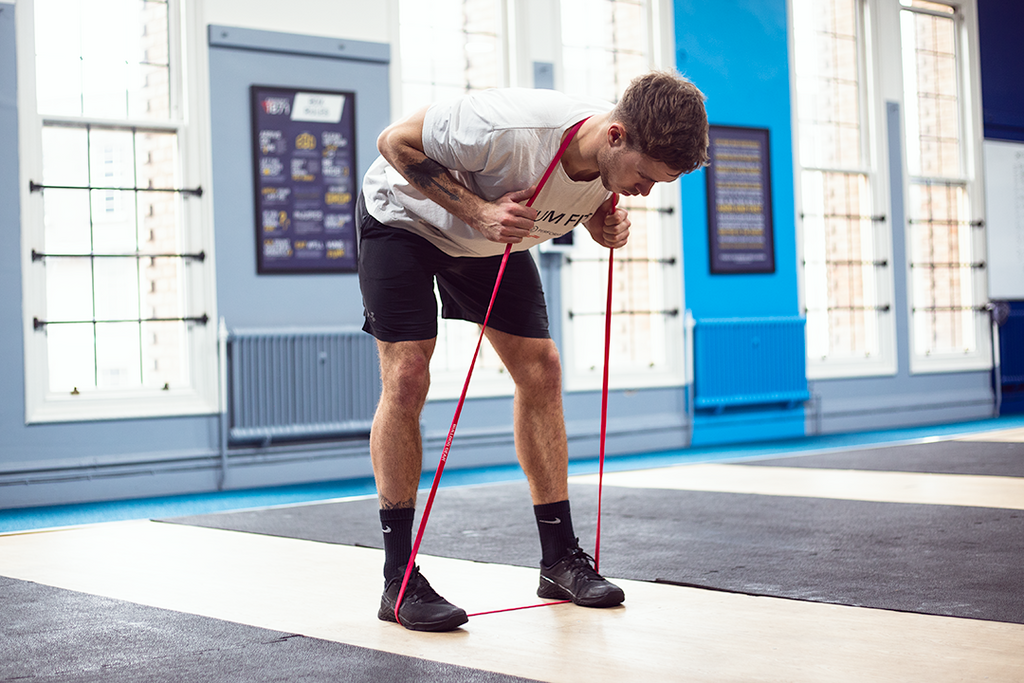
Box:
[362,88,613,257]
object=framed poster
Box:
[705,125,775,274]
[250,85,358,274]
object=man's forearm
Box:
[377,121,485,226]
[376,109,536,243]
[402,156,463,204]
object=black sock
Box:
[534,500,577,567]
[379,507,415,583]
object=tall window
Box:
[792,0,986,376]
[900,0,984,360]
[397,0,511,398]
[396,0,680,397]
[561,0,648,102]
[397,0,503,113]
[792,0,890,372]
[20,0,216,421]
[560,0,685,390]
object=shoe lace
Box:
[565,546,603,579]
[404,566,443,603]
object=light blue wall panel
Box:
[208,26,389,328]
[0,24,395,510]
[0,4,26,453]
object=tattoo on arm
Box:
[404,158,460,202]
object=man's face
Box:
[597,136,683,198]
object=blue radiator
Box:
[693,317,810,410]
[228,328,380,443]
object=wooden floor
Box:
[3,427,1024,682]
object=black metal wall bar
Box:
[908,217,985,227]
[799,213,887,221]
[912,306,989,312]
[618,205,674,214]
[565,257,677,264]
[29,180,203,197]
[31,249,206,261]
[805,305,893,312]
[909,261,985,268]
[568,308,680,319]
[803,259,889,266]
[33,314,210,330]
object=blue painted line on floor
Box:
[0,478,379,535]
[2,415,1022,535]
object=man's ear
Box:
[607,122,627,147]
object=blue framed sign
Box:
[705,125,775,274]
[251,85,358,274]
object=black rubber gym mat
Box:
[0,575,541,683]
[163,478,1024,624]
[744,439,1024,476]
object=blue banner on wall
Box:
[250,85,357,274]
[705,125,775,275]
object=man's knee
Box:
[517,342,563,396]
[379,345,432,409]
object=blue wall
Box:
[208,27,387,329]
[676,0,798,320]
[674,0,805,444]
[978,0,1024,142]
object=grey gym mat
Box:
[163,478,1024,624]
[0,575,540,683]
[744,439,1024,476]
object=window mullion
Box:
[85,124,99,388]
[42,113,184,132]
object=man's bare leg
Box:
[484,327,625,608]
[371,338,435,510]
[371,337,469,630]
[483,328,569,505]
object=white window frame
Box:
[887,0,990,374]
[389,0,517,401]
[557,0,687,393]
[559,186,687,393]
[791,0,988,379]
[790,0,899,380]
[17,0,219,423]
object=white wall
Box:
[202,0,393,44]
[984,139,1024,301]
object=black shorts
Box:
[356,192,550,343]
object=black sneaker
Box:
[378,565,468,632]
[538,545,625,607]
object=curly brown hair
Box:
[611,71,709,174]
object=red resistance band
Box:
[594,192,616,574]
[395,117,617,624]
